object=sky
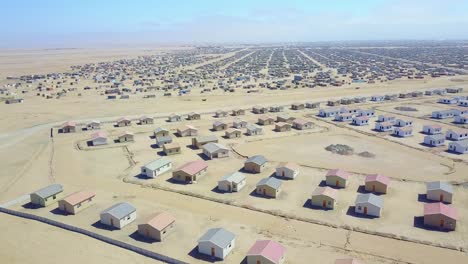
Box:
[1,0,468,48]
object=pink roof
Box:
[91,131,107,139]
[247,240,286,264]
[365,174,390,186]
[119,131,134,137]
[335,258,361,264]
[145,212,175,231]
[380,121,393,126]
[176,160,208,175]
[425,124,442,129]
[326,169,350,180]
[293,119,311,125]
[62,191,95,206]
[62,121,76,127]
[424,202,458,220]
[312,186,338,199]
[355,116,369,121]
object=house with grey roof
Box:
[100,202,136,229]
[246,124,263,136]
[192,135,219,149]
[244,155,268,173]
[198,228,236,259]
[141,157,172,178]
[218,172,246,192]
[155,135,172,147]
[256,177,282,198]
[203,143,229,159]
[426,181,454,203]
[30,184,64,207]
[354,193,383,217]
[448,140,468,154]
[154,127,170,138]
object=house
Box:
[172,160,208,183]
[448,140,468,154]
[269,105,284,112]
[244,155,267,173]
[256,177,282,198]
[233,119,248,128]
[426,181,453,203]
[117,131,134,143]
[116,117,131,127]
[137,212,175,241]
[326,169,350,188]
[212,121,228,131]
[177,125,198,137]
[340,107,360,114]
[438,98,457,104]
[246,124,263,136]
[192,135,219,148]
[352,116,369,126]
[275,162,299,179]
[155,135,172,147]
[163,142,181,156]
[154,127,170,138]
[306,102,320,108]
[311,186,338,209]
[371,95,384,101]
[276,114,295,124]
[424,134,446,147]
[187,112,201,120]
[91,131,108,146]
[292,119,313,130]
[291,103,305,110]
[454,115,468,124]
[258,116,275,126]
[335,258,362,264]
[100,202,136,229]
[375,121,393,132]
[446,129,468,141]
[232,108,245,116]
[446,87,463,93]
[357,109,375,117]
[459,100,468,107]
[215,110,228,118]
[377,115,396,123]
[319,108,340,118]
[30,184,64,207]
[354,193,384,217]
[246,240,286,264]
[141,157,172,178]
[218,172,246,192]
[225,128,242,139]
[86,120,101,130]
[365,174,390,194]
[422,124,442,135]
[203,143,229,159]
[139,116,154,125]
[423,203,458,231]
[197,228,236,260]
[395,119,413,127]
[432,109,457,119]
[393,127,413,137]
[335,113,353,122]
[61,121,76,133]
[252,106,268,114]
[275,122,292,132]
[58,191,96,215]
[168,114,181,122]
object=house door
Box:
[263,189,266,196]
[440,218,445,227]
[372,185,376,192]
[110,218,114,227]
[440,194,444,202]
[257,259,261,264]
[211,247,215,257]
[364,207,368,215]
[322,200,326,207]
[185,176,191,182]
[282,171,285,177]
[146,230,149,237]
[336,180,339,186]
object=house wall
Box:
[172,169,207,183]
[247,255,284,264]
[30,192,64,207]
[92,138,107,146]
[311,195,336,209]
[244,163,263,173]
[275,168,297,179]
[256,185,279,198]
[119,135,134,142]
[326,176,347,188]
[355,203,381,217]
[424,214,456,231]
[198,240,235,259]
[100,211,136,229]
[138,222,175,241]
[365,182,387,194]
[58,197,94,214]
[214,150,229,159]
[164,147,181,155]
[141,163,172,178]
[427,190,453,203]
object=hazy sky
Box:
[1,0,468,48]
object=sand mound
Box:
[325,144,354,155]
[395,106,418,112]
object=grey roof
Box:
[426,181,453,194]
[245,155,267,165]
[256,177,282,190]
[355,193,384,208]
[425,134,445,140]
[156,135,172,144]
[143,157,171,171]
[246,124,261,131]
[213,120,225,126]
[219,172,246,184]
[451,140,468,147]
[203,142,228,153]
[195,135,218,143]
[198,228,235,248]
[154,127,169,134]
[101,202,136,219]
[31,184,64,199]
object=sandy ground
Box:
[1,48,468,264]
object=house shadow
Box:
[413,216,451,232]
[86,141,93,147]
[134,174,150,180]
[417,194,432,203]
[210,186,225,194]
[249,189,273,199]
[188,246,221,263]
[445,149,462,155]
[318,180,327,187]
[197,153,211,161]
[174,132,182,138]
[166,178,190,185]
[21,202,42,209]
[149,135,155,139]
[50,207,68,216]
[150,144,160,149]
[57,128,64,133]
[186,144,198,150]
[346,206,378,219]
[419,143,437,148]
[156,151,167,156]
[91,220,118,231]
[303,199,333,211]
[129,231,156,244]
[357,185,369,194]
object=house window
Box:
[53,195,56,199]
[77,203,81,208]
[358,206,361,210]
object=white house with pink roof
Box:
[246,240,286,264]
[325,169,350,188]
